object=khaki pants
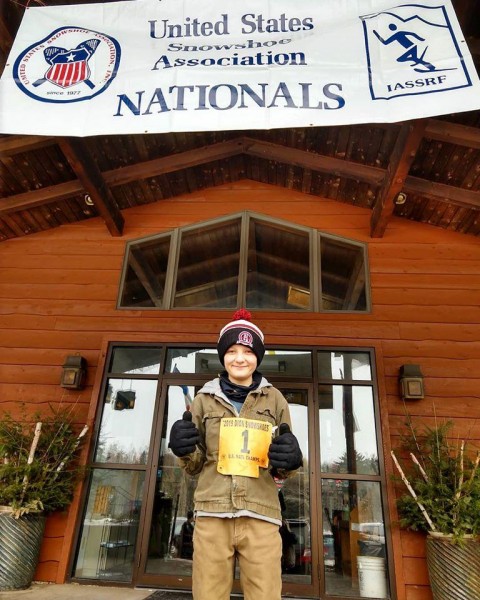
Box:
[192,516,282,600]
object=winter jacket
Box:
[179,375,295,522]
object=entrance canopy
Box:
[1,0,480,135]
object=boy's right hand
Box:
[168,411,200,457]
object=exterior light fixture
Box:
[399,364,424,401]
[394,192,407,205]
[61,355,87,389]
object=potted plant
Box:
[391,418,480,600]
[0,405,88,591]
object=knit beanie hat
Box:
[217,309,265,366]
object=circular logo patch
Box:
[237,331,254,347]
[13,26,121,104]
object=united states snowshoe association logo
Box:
[13,26,120,103]
[361,4,472,100]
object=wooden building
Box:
[1,2,480,600]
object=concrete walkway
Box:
[0,584,309,600]
[0,583,158,600]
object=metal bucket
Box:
[426,533,480,600]
[0,508,46,591]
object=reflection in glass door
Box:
[318,351,390,599]
[274,388,311,587]
[72,346,162,583]
[144,383,198,580]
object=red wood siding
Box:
[1,181,479,598]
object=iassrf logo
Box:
[361,4,471,100]
[13,26,120,103]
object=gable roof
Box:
[1,0,480,242]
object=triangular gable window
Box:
[118,212,369,312]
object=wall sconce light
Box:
[399,364,424,401]
[394,192,407,205]
[61,355,87,389]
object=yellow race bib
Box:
[217,418,272,478]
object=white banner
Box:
[1,0,479,136]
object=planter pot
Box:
[426,533,480,600]
[0,506,46,591]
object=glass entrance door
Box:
[316,351,389,599]
[271,386,314,598]
[73,345,391,599]
[136,381,316,598]
[140,380,198,584]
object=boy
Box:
[169,310,302,600]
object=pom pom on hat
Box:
[217,309,265,366]
[232,308,252,321]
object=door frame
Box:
[68,342,395,600]
[135,379,320,599]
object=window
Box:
[118,212,369,312]
[174,218,241,309]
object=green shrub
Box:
[393,420,480,541]
[0,406,88,517]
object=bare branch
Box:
[391,450,436,531]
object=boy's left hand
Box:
[268,423,303,470]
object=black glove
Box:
[268,423,303,470]
[168,411,200,457]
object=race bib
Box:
[217,418,272,478]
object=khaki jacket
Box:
[179,376,295,521]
